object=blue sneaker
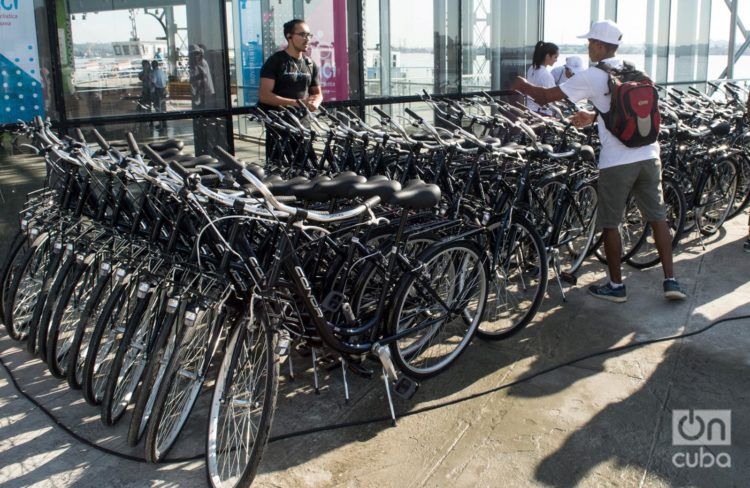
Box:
[588,282,627,303]
[663,279,687,301]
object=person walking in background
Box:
[551,55,585,85]
[189,45,215,108]
[151,60,168,128]
[525,41,559,113]
[137,60,152,112]
[511,19,687,302]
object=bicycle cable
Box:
[0,313,748,465]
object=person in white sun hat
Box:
[511,19,687,304]
[550,55,585,85]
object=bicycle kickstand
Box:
[549,247,567,302]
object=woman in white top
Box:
[525,41,559,113]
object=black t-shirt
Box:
[258,50,319,111]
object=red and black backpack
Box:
[595,61,660,148]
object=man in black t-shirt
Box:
[258,19,322,161]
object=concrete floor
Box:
[0,145,749,487]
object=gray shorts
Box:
[597,158,667,229]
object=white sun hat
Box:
[577,20,623,45]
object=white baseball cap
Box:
[577,20,623,45]
[564,56,584,74]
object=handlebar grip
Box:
[404,107,423,122]
[74,128,86,144]
[373,106,389,119]
[422,89,431,99]
[214,146,245,172]
[34,116,43,128]
[142,144,167,168]
[126,132,141,157]
[91,129,110,152]
[344,106,359,120]
[168,160,190,181]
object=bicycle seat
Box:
[156,147,183,160]
[266,176,309,196]
[710,121,731,137]
[313,172,367,198]
[387,180,441,209]
[291,175,332,202]
[176,154,219,168]
[148,139,184,152]
[579,145,596,162]
[347,177,402,201]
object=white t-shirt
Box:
[550,66,571,85]
[526,65,555,113]
[559,57,660,169]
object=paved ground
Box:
[1,145,749,487]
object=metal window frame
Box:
[33,0,750,135]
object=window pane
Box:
[61,1,228,120]
[227,0,355,107]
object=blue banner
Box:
[0,0,45,125]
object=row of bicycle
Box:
[1,79,748,487]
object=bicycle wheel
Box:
[728,153,750,219]
[144,301,226,462]
[127,298,181,447]
[386,239,488,380]
[695,158,738,236]
[65,267,116,390]
[558,183,598,275]
[100,285,157,426]
[31,254,76,359]
[5,234,51,342]
[46,257,99,378]
[478,214,548,340]
[0,230,28,328]
[82,278,138,405]
[626,176,686,269]
[206,305,278,488]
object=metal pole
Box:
[728,0,738,79]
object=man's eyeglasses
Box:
[294,32,314,40]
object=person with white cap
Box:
[511,19,687,303]
[550,55,584,85]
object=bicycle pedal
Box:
[560,272,577,285]
[392,376,419,400]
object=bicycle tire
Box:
[0,230,28,328]
[695,158,738,236]
[5,234,51,342]
[144,301,224,462]
[386,239,488,380]
[127,299,181,447]
[477,213,548,340]
[45,257,98,378]
[206,305,278,488]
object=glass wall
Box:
[6,0,750,140]
[461,0,541,92]
[60,0,228,119]
[227,0,355,108]
[543,0,592,77]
